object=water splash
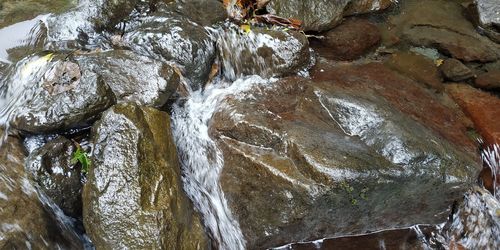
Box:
[171,75,272,249]
[482,144,500,198]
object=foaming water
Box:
[171,75,274,249]
[0,53,56,133]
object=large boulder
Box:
[266,0,392,32]
[4,53,116,134]
[0,131,83,249]
[474,70,500,90]
[83,103,209,249]
[4,50,179,134]
[122,12,216,90]
[25,136,83,218]
[218,25,311,80]
[389,0,500,62]
[209,62,480,249]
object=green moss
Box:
[0,0,75,28]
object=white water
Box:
[171,75,273,249]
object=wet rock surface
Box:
[210,63,480,248]
[25,136,82,218]
[83,103,209,249]
[219,26,311,80]
[164,0,227,26]
[266,0,391,32]
[474,0,500,28]
[316,18,381,61]
[474,70,500,90]
[439,58,474,82]
[384,51,443,92]
[123,12,216,90]
[45,0,139,46]
[390,0,500,62]
[76,50,181,107]
[0,131,82,249]
[311,61,478,154]
[446,83,500,146]
[7,53,115,134]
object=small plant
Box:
[71,146,91,174]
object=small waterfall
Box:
[171,75,272,250]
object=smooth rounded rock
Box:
[83,103,209,249]
[320,18,381,61]
[439,58,474,82]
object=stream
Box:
[1,0,500,249]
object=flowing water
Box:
[1,0,500,249]
[171,76,269,250]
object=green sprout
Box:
[71,147,91,174]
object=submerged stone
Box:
[439,58,474,82]
[390,0,500,62]
[318,18,381,61]
[384,51,443,92]
[83,103,209,249]
[209,62,479,249]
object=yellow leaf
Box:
[435,59,444,67]
[21,53,54,78]
[240,24,251,34]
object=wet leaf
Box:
[71,147,91,174]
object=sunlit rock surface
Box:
[209,63,480,248]
[83,103,209,249]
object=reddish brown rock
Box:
[474,70,500,90]
[210,64,480,248]
[319,19,381,61]
[446,83,500,146]
[384,51,444,92]
[312,61,476,155]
